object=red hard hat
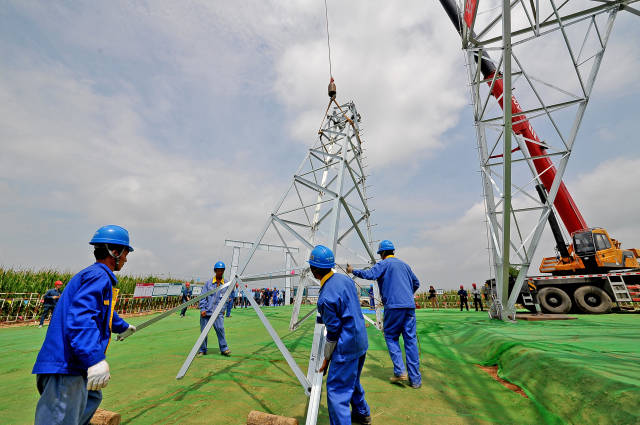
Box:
[460,285,464,289]
[472,283,476,288]
[185,282,190,286]
[55,280,63,287]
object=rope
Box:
[324,0,333,78]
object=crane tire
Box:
[538,287,572,314]
[573,286,612,314]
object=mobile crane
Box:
[439,0,640,313]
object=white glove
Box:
[116,324,136,341]
[87,360,110,391]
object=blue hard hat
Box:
[214,261,226,270]
[308,245,335,268]
[377,239,395,254]
[90,225,134,252]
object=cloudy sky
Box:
[1,1,639,290]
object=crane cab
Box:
[541,228,640,275]
[573,228,640,271]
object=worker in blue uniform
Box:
[312,245,371,425]
[368,284,375,309]
[180,282,192,317]
[198,261,231,356]
[38,280,63,327]
[32,225,136,425]
[347,239,422,388]
[272,288,279,306]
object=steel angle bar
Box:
[294,175,339,199]
[176,279,235,379]
[239,282,311,395]
[362,313,377,328]
[517,0,536,34]
[308,151,340,169]
[313,208,334,230]
[577,16,596,63]
[269,223,301,268]
[344,199,365,216]
[487,150,566,167]
[276,218,311,229]
[339,198,376,262]
[289,273,311,330]
[320,128,347,138]
[271,215,315,250]
[483,99,584,124]
[117,282,230,341]
[479,0,628,46]
[225,240,300,253]
[277,198,334,217]
[511,55,572,149]
[290,306,318,331]
[297,162,336,180]
[621,4,640,18]
[337,214,368,244]
[305,314,326,425]
[475,0,520,40]
[240,268,307,282]
[345,164,368,212]
[309,148,344,162]
[294,182,313,226]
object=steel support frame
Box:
[464,0,622,320]
[177,101,379,425]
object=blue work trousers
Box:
[35,374,102,425]
[225,299,233,317]
[199,314,228,354]
[326,353,370,425]
[39,305,55,326]
[369,297,374,308]
[383,308,421,386]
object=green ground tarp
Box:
[1,307,638,424]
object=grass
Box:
[2,307,638,424]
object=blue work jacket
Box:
[43,288,61,306]
[352,256,420,309]
[32,263,129,376]
[317,272,368,363]
[181,287,192,302]
[199,279,226,316]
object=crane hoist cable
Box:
[324,0,333,80]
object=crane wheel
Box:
[538,287,572,314]
[573,285,612,314]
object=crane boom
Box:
[438,0,588,235]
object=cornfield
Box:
[0,267,188,295]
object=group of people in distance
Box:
[426,283,490,311]
[31,224,423,425]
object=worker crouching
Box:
[311,245,371,425]
[32,225,136,425]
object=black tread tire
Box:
[573,285,612,314]
[538,287,572,314]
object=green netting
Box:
[1,307,638,424]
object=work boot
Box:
[389,373,408,384]
[409,382,422,389]
[351,412,372,425]
[221,350,231,357]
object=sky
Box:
[1,1,639,290]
